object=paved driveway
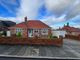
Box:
[0,39,80,59]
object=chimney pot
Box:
[25,16,27,22]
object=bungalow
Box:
[52,23,80,38]
[9,17,51,38]
[61,23,80,36]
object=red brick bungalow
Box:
[9,17,51,38]
[61,23,80,36]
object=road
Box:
[0,39,79,59]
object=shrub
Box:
[0,32,2,36]
[48,34,53,39]
[2,31,6,36]
[48,34,58,39]
[52,36,58,38]
[16,32,22,38]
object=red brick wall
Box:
[22,28,28,38]
[0,37,63,46]
[48,28,52,35]
[9,27,28,38]
[65,34,80,41]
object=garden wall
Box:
[0,37,63,47]
[65,34,80,41]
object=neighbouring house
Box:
[0,20,16,37]
[9,17,51,38]
[52,22,80,38]
[60,22,80,36]
[52,29,67,38]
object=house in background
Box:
[0,20,16,27]
[52,22,80,38]
[9,17,51,38]
[61,22,80,36]
[0,20,16,37]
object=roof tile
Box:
[13,20,50,29]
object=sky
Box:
[0,0,80,29]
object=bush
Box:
[2,31,6,36]
[48,34,52,39]
[0,32,2,36]
[16,32,22,38]
[52,36,58,38]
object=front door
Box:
[28,29,33,37]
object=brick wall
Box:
[0,37,63,47]
[65,34,80,41]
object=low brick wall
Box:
[65,34,80,41]
[0,37,63,47]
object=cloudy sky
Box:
[0,0,80,29]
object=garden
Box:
[0,32,63,47]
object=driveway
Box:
[0,39,80,59]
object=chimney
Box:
[24,17,28,37]
[67,22,69,26]
[25,16,27,23]
[64,24,65,27]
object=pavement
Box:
[0,39,79,59]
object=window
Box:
[35,31,38,33]
[43,31,46,33]
[41,29,48,35]
[16,28,23,33]
[29,30,32,33]
[34,29,38,33]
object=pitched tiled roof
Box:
[13,20,50,29]
[0,20,16,27]
[27,20,50,28]
[0,20,16,31]
[62,26,80,32]
[13,22,27,28]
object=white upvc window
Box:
[16,28,23,33]
[34,29,39,33]
[41,29,48,35]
